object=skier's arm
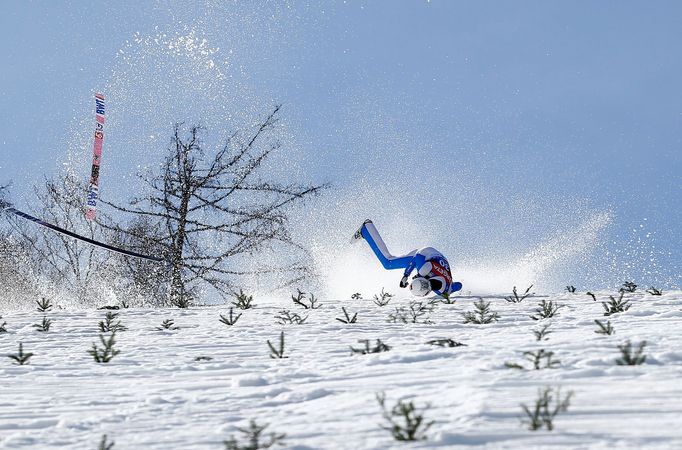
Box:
[399,261,412,287]
[400,254,426,287]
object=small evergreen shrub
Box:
[267,331,288,359]
[0,317,6,333]
[505,285,533,303]
[156,319,180,331]
[505,349,560,370]
[533,324,552,341]
[98,434,115,450]
[171,291,194,308]
[616,340,647,365]
[8,342,33,365]
[426,338,466,347]
[194,356,213,362]
[620,281,637,293]
[462,299,500,324]
[565,285,576,293]
[33,316,53,332]
[223,419,286,450]
[521,386,572,431]
[594,319,615,335]
[373,288,394,307]
[336,307,358,324]
[350,339,391,355]
[377,392,434,441]
[388,301,434,324]
[646,287,663,296]
[530,300,562,320]
[99,312,128,333]
[439,292,456,305]
[351,293,362,300]
[291,289,321,309]
[275,310,308,325]
[525,349,560,369]
[219,308,242,326]
[232,290,255,310]
[36,297,53,312]
[602,292,631,316]
[89,332,120,363]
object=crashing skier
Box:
[352,219,463,298]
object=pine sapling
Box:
[620,281,638,293]
[616,340,647,365]
[336,307,358,324]
[594,319,615,335]
[426,338,466,347]
[373,288,394,307]
[377,392,434,441]
[439,291,456,304]
[275,310,307,325]
[156,319,180,331]
[565,285,577,293]
[219,308,242,326]
[98,434,115,450]
[530,300,562,320]
[36,297,53,312]
[172,293,192,309]
[533,324,552,341]
[646,287,663,296]
[524,349,560,369]
[89,332,120,363]
[232,290,255,310]
[99,312,127,333]
[8,342,33,365]
[223,419,286,450]
[307,293,322,309]
[33,316,53,332]
[290,289,321,309]
[267,331,288,359]
[462,299,500,324]
[521,386,573,431]
[506,349,560,370]
[505,285,534,303]
[602,291,631,316]
[350,339,391,355]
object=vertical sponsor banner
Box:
[85,93,105,221]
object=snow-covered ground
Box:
[1,290,682,449]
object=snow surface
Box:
[1,291,682,449]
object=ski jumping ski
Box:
[85,93,105,221]
[3,206,165,262]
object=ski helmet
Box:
[409,277,431,297]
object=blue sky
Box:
[1,1,680,290]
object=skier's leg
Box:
[360,221,415,270]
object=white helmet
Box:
[409,277,431,297]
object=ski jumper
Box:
[356,220,462,296]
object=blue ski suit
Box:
[355,220,462,297]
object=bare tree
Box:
[106,216,169,306]
[0,226,40,307]
[0,183,8,209]
[5,174,113,304]
[103,106,328,306]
